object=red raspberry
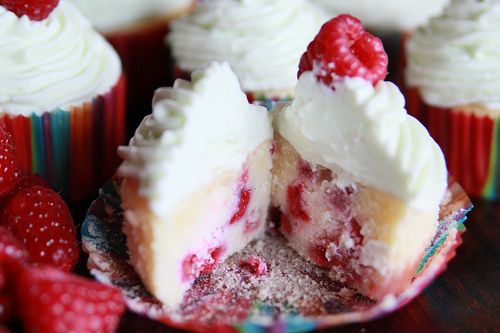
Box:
[0,172,49,209]
[0,0,59,21]
[15,266,125,333]
[1,186,79,271]
[298,14,388,87]
[0,293,14,324]
[0,126,20,197]
[0,225,28,267]
[239,256,268,276]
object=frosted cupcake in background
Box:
[167,0,326,107]
[310,0,449,32]
[405,0,500,200]
[0,1,125,201]
[68,0,195,136]
[310,0,450,83]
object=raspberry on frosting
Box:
[298,14,388,87]
[0,0,59,21]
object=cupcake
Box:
[118,62,273,308]
[272,15,447,300]
[310,0,449,32]
[167,0,326,107]
[67,0,195,135]
[0,1,125,201]
[405,0,500,200]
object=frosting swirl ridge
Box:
[405,0,500,108]
[167,0,325,94]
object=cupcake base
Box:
[1,76,126,201]
[406,92,498,200]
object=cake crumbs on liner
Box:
[164,231,374,325]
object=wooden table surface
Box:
[92,197,496,333]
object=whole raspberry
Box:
[16,266,125,333]
[0,0,59,21]
[0,126,20,197]
[1,186,79,271]
[0,172,49,209]
[298,14,388,87]
[0,225,28,267]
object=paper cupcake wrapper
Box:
[426,105,499,200]
[82,176,471,332]
[403,83,497,199]
[106,23,173,136]
[0,76,126,201]
[173,66,292,110]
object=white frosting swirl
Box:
[312,0,449,31]
[67,0,193,32]
[0,2,121,116]
[167,0,326,94]
[118,62,272,216]
[405,0,500,108]
[276,72,447,211]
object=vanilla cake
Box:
[118,62,273,308]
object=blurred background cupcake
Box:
[68,0,195,136]
[0,1,125,201]
[167,0,326,108]
[310,0,450,82]
[405,0,500,200]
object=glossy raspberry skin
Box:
[0,0,59,21]
[15,266,125,333]
[298,14,388,87]
[0,172,49,209]
[1,186,79,271]
[0,126,20,197]
[0,225,28,267]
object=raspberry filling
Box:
[287,184,309,222]
[309,218,362,268]
[239,256,268,276]
[229,170,252,225]
[182,244,226,283]
[281,158,366,283]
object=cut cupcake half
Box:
[118,62,273,308]
[271,15,448,300]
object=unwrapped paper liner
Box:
[0,76,126,201]
[82,175,471,332]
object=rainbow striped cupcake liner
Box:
[0,76,126,201]
[405,88,499,200]
[82,176,471,332]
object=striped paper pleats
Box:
[0,75,126,201]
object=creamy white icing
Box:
[67,0,193,32]
[276,72,447,211]
[0,2,121,116]
[118,62,273,216]
[405,0,500,109]
[167,0,326,94]
[312,0,449,31]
